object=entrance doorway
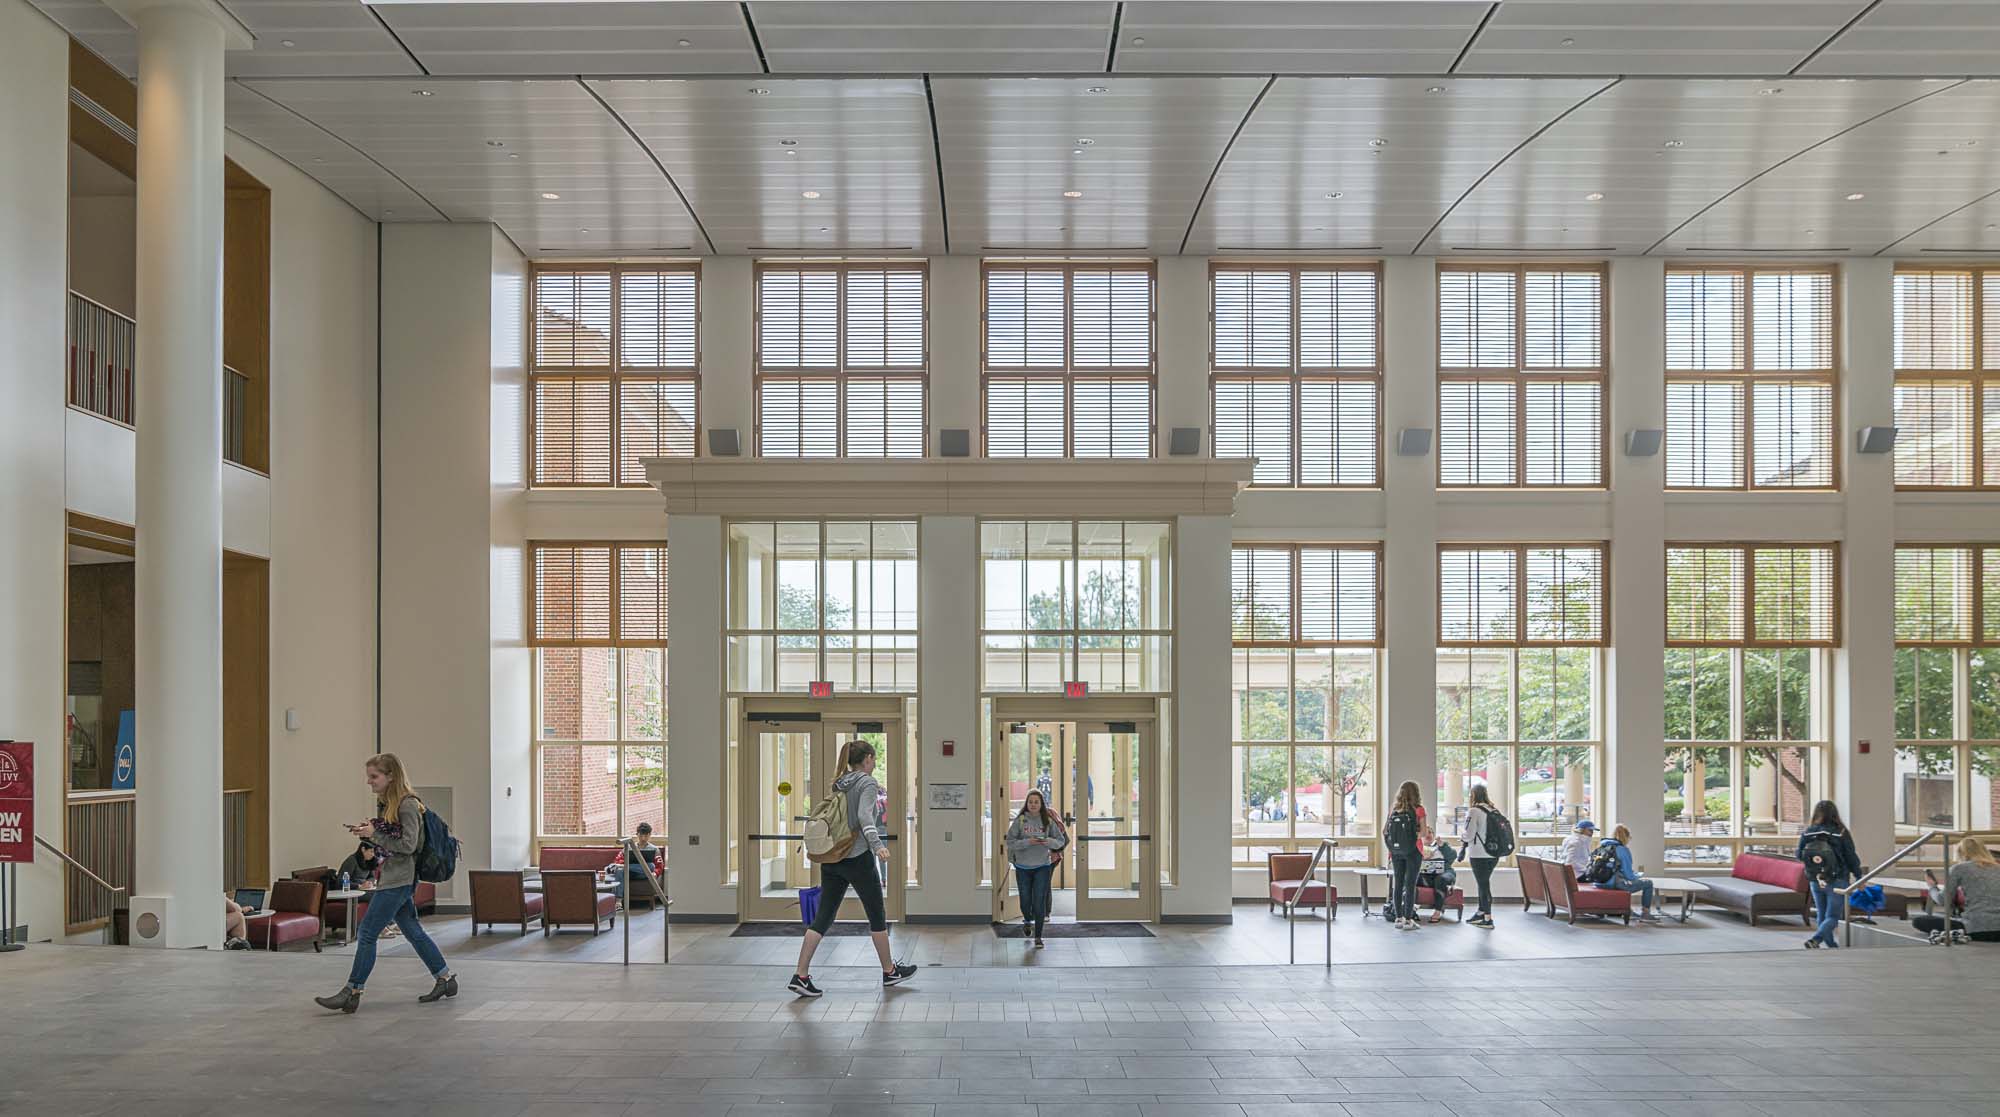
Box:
[737,698,907,922]
[989,699,1158,923]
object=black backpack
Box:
[1475,806,1516,859]
[412,800,461,884]
[1584,842,1621,885]
[1799,830,1845,883]
[1384,808,1420,857]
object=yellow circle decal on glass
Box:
[777,781,793,796]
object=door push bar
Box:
[749,833,898,841]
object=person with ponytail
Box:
[787,739,917,997]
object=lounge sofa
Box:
[290,865,436,939]
[1266,852,1335,915]
[469,870,545,935]
[245,879,323,951]
[1699,852,1811,926]
[1518,854,1552,914]
[1542,859,1633,924]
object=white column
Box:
[1156,257,1210,457]
[699,257,753,446]
[665,513,729,914]
[912,516,978,917]
[124,0,241,949]
[1169,514,1232,919]
[927,257,982,443]
[1607,258,1667,866]
[1381,257,1438,811]
[1838,259,1897,862]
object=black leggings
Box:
[811,851,887,934]
[1470,858,1495,916]
[1390,853,1421,920]
[1912,915,2000,942]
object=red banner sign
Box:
[0,741,32,864]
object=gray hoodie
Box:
[831,769,887,861]
[1005,810,1069,869]
[1931,861,2000,935]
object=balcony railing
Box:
[225,365,248,466]
[68,291,135,425]
[64,790,136,934]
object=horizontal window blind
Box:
[1665,266,1837,490]
[1212,264,1381,487]
[1439,543,1607,647]
[1438,265,1605,488]
[530,542,669,647]
[985,262,1156,458]
[1895,546,1974,644]
[1666,544,1839,647]
[531,264,699,487]
[1232,544,1381,647]
[1893,267,1998,490]
[755,262,928,459]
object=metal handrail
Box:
[619,838,670,966]
[1838,828,1949,948]
[1285,838,1338,965]
[35,835,127,946]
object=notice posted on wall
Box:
[927,783,969,811]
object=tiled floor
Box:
[2,924,1992,1117]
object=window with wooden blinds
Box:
[983,262,1155,458]
[530,542,670,647]
[1666,544,1839,647]
[1893,267,2000,489]
[1664,266,1837,490]
[1895,545,2000,645]
[1436,264,1606,488]
[755,263,927,459]
[1438,543,1606,647]
[531,264,699,487]
[1212,264,1381,487]
[1232,544,1382,647]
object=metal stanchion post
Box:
[1,864,21,952]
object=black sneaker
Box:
[881,963,917,987]
[787,974,823,998]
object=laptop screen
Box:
[233,888,265,910]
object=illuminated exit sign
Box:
[809,681,834,698]
[1064,681,1089,698]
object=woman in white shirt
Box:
[1462,784,1499,929]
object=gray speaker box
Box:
[1169,427,1202,456]
[938,428,971,457]
[706,428,741,457]
[1395,428,1432,456]
[1624,429,1663,457]
[1856,426,1897,454]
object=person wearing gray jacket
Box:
[1005,789,1069,947]
[315,753,455,1014]
[1917,837,2000,943]
[788,740,917,997]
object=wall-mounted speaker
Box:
[1624,429,1663,457]
[1395,428,1432,456]
[938,428,970,458]
[1168,427,1202,456]
[129,896,170,948]
[1856,426,1897,454]
[706,428,741,457]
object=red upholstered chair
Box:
[246,879,324,951]
[1266,852,1335,916]
[1415,883,1465,921]
[1544,859,1633,924]
[1517,855,1552,914]
[469,870,545,935]
[542,870,617,935]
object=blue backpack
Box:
[413,800,461,884]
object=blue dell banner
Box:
[112,710,135,791]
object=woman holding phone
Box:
[1918,838,2000,944]
[314,753,456,1013]
[1006,788,1068,948]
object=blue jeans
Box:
[1609,873,1656,913]
[1810,876,1849,946]
[1016,864,1054,926]
[345,884,448,990]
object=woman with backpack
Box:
[1005,788,1068,948]
[1462,784,1501,928]
[1594,824,1662,921]
[1385,781,1426,930]
[314,753,456,1013]
[1797,800,1863,949]
[788,740,918,997]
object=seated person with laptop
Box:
[602,821,663,902]
[224,891,258,950]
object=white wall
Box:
[489,228,532,873]
[0,0,71,942]
[68,192,137,319]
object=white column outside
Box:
[1838,259,1897,862]
[123,0,244,949]
[1381,257,1438,810]
[1607,257,1667,866]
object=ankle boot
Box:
[418,973,458,1003]
[314,987,362,1014]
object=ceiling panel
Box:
[1459,0,1870,76]
[240,78,703,253]
[224,82,444,220]
[1116,1,1489,74]
[1435,78,1941,252]
[372,1,759,77]
[748,1,1115,73]
[930,76,1265,252]
[1657,79,1998,253]
[1886,192,2000,255]
[1186,76,1611,255]
[1798,0,2000,76]
[29,0,136,74]
[588,78,943,254]
[222,0,422,78]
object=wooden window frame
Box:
[1230,542,1385,649]
[1436,541,1611,649]
[1892,265,1999,491]
[1890,545,2000,847]
[721,518,923,694]
[1893,544,1999,649]
[528,263,701,489]
[1664,264,1842,492]
[1664,542,1844,650]
[751,261,930,459]
[980,260,1159,458]
[527,540,670,649]
[975,519,1174,694]
[1435,262,1610,490]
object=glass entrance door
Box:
[991,721,1072,924]
[738,705,905,922]
[1074,722,1156,921]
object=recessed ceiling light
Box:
[1805,229,1817,236]
[1324,191,1344,199]
[676,38,691,47]
[1585,192,1604,201]
[784,149,798,156]
[1758,87,1782,95]
[578,228,590,234]
[1085,86,1109,94]
[279,39,294,47]
[1063,190,1084,198]
[748,87,769,95]
[413,89,433,96]
[486,140,505,147]
[819,226,830,233]
[1965,140,1981,147]
[1131,36,1145,45]
[1846,192,1866,201]
[802,190,820,198]
[1987,224,1998,231]
[1072,149,1085,155]
[1368,138,1388,148]
[1075,138,1094,146]
[508,152,520,159]
[541,192,560,200]
[1663,139,1683,148]
[1560,37,1575,46]
[383,210,395,217]
[312,157,323,163]
[779,139,797,146]
[1425,85,1445,94]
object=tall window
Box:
[983,263,1155,458]
[755,263,927,458]
[979,521,1170,692]
[1211,264,1381,487]
[1893,267,2000,488]
[1436,544,1606,858]
[531,265,698,487]
[725,521,919,693]
[1436,264,1606,488]
[1664,544,1836,864]
[1665,266,1837,490]
[1231,545,1381,866]
[529,542,668,844]
[1893,546,2000,843]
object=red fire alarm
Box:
[1859,739,1871,755]
[942,739,955,757]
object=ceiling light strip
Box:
[738,2,771,74]
[70,88,135,145]
[1103,1,1125,73]
[1178,75,1279,257]
[577,79,717,255]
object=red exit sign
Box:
[809,681,834,698]
[1064,681,1089,699]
